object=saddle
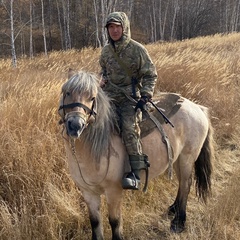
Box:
[140,93,183,138]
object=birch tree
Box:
[149,0,157,42]
[10,0,17,67]
[56,0,64,49]
[2,0,17,67]
[29,0,33,58]
[93,0,102,47]
[61,0,71,50]
[170,0,179,40]
[41,0,47,56]
[100,0,108,45]
[230,0,240,31]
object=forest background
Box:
[1,0,240,65]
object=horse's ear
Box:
[68,68,76,79]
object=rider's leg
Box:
[120,103,148,190]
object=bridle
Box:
[58,92,109,189]
[58,93,97,126]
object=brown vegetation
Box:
[0,33,239,240]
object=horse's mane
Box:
[62,71,115,162]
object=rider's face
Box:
[107,23,123,42]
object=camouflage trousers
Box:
[113,99,143,155]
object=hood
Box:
[105,12,131,51]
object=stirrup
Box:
[122,172,140,190]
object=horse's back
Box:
[169,98,210,152]
[141,96,210,180]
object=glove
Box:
[135,96,148,112]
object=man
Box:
[99,12,157,190]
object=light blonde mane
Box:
[61,71,115,162]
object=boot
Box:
[122,154,149,190]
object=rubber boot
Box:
[122,155,147,190]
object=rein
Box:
[68,138,110,189]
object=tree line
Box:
[0,0,240,67]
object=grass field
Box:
[0,33,239,240]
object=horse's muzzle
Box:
[65,112,87,138]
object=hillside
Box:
[0,33,239,240]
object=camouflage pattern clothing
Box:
[99,12,157,155]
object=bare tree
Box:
[29,0,33,58]
[93,0,102,48]
[230,0,240,31]
[126,0,134,21]
[149,0,157,42]
[61,0,71,50]
[100,0,108,45]
[2,0,17,67]
[55,0,64,49]
[170,0,179,40]
[10,0,17,67]
[41,0,47,56]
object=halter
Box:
[58,92,109,189]
[58,93,97,125]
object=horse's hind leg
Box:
[105,187,124,240]
[168,156,193,233]
[82,191,104,240]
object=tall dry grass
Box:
[0,33,239,240]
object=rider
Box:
[99,12,157,190]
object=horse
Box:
[58,70,214,240]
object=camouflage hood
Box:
[105,12,131,52]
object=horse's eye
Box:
[91,97,95,101]
[66,92,71,96]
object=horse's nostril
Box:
[68,120,80,132]
[67,121,72,131]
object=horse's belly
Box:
[142,129,170,179]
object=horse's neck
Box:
[65,134,128,186]
[74,139,93,163]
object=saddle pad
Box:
[140,93,184,138]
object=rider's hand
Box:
[99,75,108,88]
[100,79,107,88]
[135,96,148,112]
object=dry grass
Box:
[0,33,239,239]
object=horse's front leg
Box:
[105,186,124,240]
[83,191,104,240]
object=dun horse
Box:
[58,70,213,240]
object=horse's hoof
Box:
[170,221,185,233]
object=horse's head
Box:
[58,70,98,138]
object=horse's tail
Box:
[194,108,214,203]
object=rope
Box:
[60,122,110,190]
[69,138,110,188]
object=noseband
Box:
[58,94,97,125]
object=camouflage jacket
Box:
[99,12,158,103]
